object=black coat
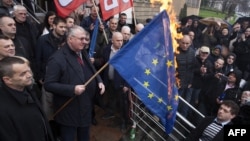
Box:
[0,83,54,141]
[102,45,129,89]
[44,43,103,127]
[35,31,65,81]
[185,117,232,141]
[175,47,196,88]
[192,56,213,89]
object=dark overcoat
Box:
[44,43,103,127]
[0,83,54,141]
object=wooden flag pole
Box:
[52,62,109,119]
[92,0,109,45]
[132,6,137,26]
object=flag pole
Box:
[132,6,137,26]
[91,0,109,45]
[52,62,109,119]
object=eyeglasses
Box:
[72,35,88,41]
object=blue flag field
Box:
[109,10,179,134]
[88,20,99,57]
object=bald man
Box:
[135,23,144,34]
[101,32,131,132]
[176,35,196,118]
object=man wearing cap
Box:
[188,46,213,124]
[198,57,226,116]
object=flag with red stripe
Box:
[99,0,133,20]
[54,0,87,17]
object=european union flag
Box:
[109,10,179,134]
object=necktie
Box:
[77,53,84,66]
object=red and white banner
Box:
[54,0,87,18]
[100,0,133,20]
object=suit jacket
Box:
[185,117,232,141]
[0,83,54,141]
[44,43,103,127]
[102,45,129,89]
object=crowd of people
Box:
[178,17,250,140]
[0,1,146,141]
[0,0,250,141]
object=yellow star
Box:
[143,81,149,88]
[175,95,179,101]
[158,97,163,103]
[152,58,158,66]
[148,93,154,99]
[166,60,173,67]
[145,69,151,75]
[167,105,172,111]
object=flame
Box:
[151,0,182,87]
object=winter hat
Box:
[227,69,242,86]
[200,46,210,54]
[214,44,222,52]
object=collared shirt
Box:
[214,118,230,127]
[108,45,120,80]
[199,118,230,141]
[224,83,235,91]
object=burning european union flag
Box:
[108,10,179,134]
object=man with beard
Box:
[198,57,226,116]
[35,16,66,120]
[117,13,128,32]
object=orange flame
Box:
[151,0,182,87]
[151,0,182,52]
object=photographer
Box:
[198,57,226,116]
[215,70,242,107]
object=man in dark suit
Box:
[0,56,54,141]
[185,100,240,141]
[101,32,131,132]
[44,25,105,141]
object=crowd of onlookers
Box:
[177,16,250,140]
[0,0,250,140]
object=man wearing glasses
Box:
[44,25,105,141]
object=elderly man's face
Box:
[68,30,88,52]
[122,29,131,41]
[14,9,27,23]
